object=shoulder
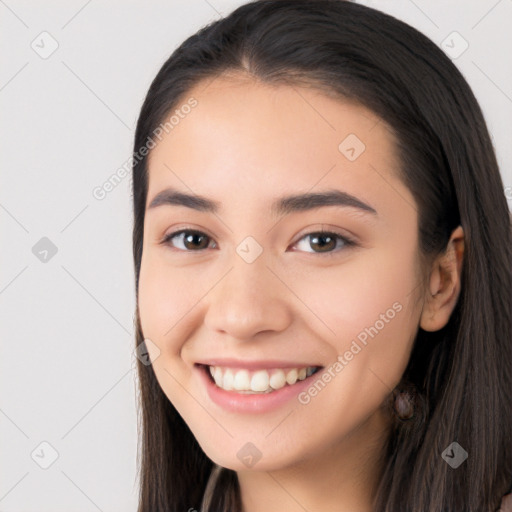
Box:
[500,493,512,512]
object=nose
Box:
[203,253,294,341]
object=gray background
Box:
[1,1,511,510]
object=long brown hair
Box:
[131,1,512,510]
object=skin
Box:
[137,74,465,512]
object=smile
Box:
[195,362,325,413]
[208,365,320,393]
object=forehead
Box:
[145,75,412,218]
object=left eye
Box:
[160,229,356,255]
[292,230,356,254]
[161,230,217,251]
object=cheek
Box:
[137,251,196,356]
[289,246,420,379]
[285,252,420,445]
[137,251,203,409]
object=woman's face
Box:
[138,75,426,472]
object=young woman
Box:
[130,1,512,510]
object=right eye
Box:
[160,229,217,251]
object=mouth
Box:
[203,364,322,394]
[195,362,324,414]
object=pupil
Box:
[312,234,334,252]
[186,233,207,249]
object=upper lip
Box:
[195,358,323,370]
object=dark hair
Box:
[131,1,512,510]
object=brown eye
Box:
[309,233,337,252]
[162,230,215,251]
[291,230,356,255]
[161,228,356,255]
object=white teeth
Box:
[213,367,223,387]
[251,370,270,392]
[286,368,298,385]
[233,369,250,390]
[269,369,286,390]
[223,369,234,390]
[207,365,318,393]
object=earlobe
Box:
[419,225,465,332]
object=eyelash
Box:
[160,227,358,256]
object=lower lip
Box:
[195,364,320,414]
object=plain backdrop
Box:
[1,1,511,510]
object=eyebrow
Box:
[147,187,377,217]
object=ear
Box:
[420,225,465,332]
